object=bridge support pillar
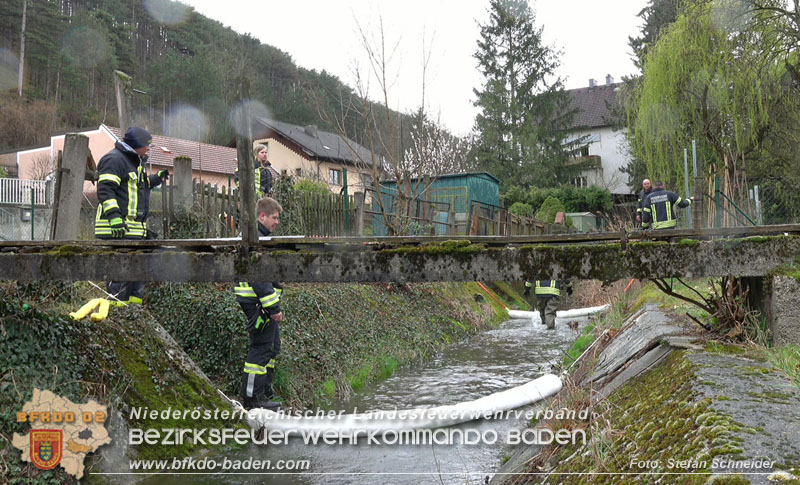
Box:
[766,275,800,346]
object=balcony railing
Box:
[566,154,602,169]
[0,178,52,206]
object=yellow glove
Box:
[90,299,110,322]
[70,298,104,320]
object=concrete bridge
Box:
[2,225,800,284]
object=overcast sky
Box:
[175,0,647,136]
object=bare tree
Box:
[406,111,475,175]
[314,17,474,235]
[29,153,53,180]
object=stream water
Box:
[139,314,589,485]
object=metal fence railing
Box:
[0,178,52,206]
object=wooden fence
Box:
[297,190,358,237]
[157,180,359,238]
[156,179,573,239]
[467,201,573,236]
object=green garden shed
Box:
[372,172,501,235]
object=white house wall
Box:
[577,126,631,195]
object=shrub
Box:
[294,178,330,195]
[536,196,566,224]
[509,201,534,218]
[503,185,613,215]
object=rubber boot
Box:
[243,396,280,411]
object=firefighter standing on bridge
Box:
[94,126,167,305]
[235,197,284,411]
[524,280,572,330]
[641,180,694,230]
[636,178,652,228]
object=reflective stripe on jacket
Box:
[642,188,691,230]
[95,141,161,239]
[535,280,561,297]
[234,223,283,314]
[235,164,273,197]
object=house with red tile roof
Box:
[13,124,238,197]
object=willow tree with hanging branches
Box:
[623,0,799,226]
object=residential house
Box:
[248,118,378,195]
[565,75,632,198]
[12,124,238,197]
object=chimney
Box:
[304,125,318,137]
[589,78,597,88]
[605,74,614,86]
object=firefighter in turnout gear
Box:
[524,280,572,330]
[641,181,694,230]
[235,197,284,411]
[234,144,273,198]
[636,179,652,228]
[95,126,167,305]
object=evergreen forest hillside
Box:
[0,0,407,152]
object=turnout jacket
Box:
[642,187,692,230]
[525,280,571,298]
[95,141,162,238]
[637,188,652,227]
[235,163,273,198]
[234,223,283,316]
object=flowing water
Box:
[139,314,589,485]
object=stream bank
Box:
[494,305,800,484]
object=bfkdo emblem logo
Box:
[30,429,62,470]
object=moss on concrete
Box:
[705,341,748,355]
[538,351,746,484]
[0,283,234,483]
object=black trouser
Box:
[537,296,559,329]
[102,231,151,303]
[240,303,281,400]
[107,281,145,302]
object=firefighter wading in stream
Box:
[235,197,284,410]
[524,280,572,330]
[94,126,167,305]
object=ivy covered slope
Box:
[0,280,510,482]
[148,281,510,406]
[0,281,232,483]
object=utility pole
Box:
[17,0,27,97]
[114,70,132,132]
[235,79,256,247]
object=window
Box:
[580,145,590,157]
[329,168,341,185]
[295,168,302,177]
[573,176,588,188]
